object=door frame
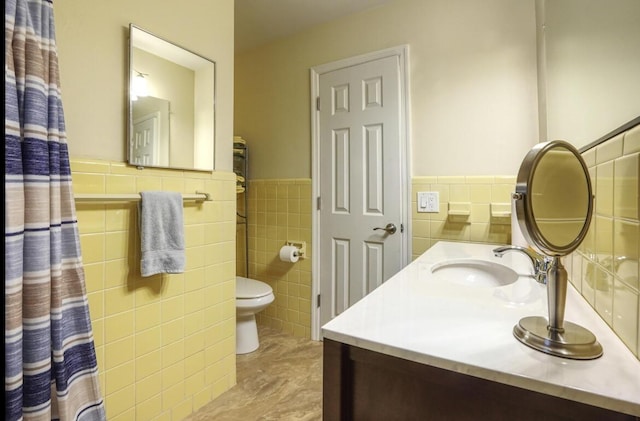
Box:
[310,45,411,340]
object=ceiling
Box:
[234,0,395,53]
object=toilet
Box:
[235,276,275,354]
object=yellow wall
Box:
[235,0,539,179]
[245,180,313,339]
[53,1,237,419]
[411,176,515,259]
[571,123,640,358]
[73,159,237,420]
[54,0,234,172]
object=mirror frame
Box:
[514,140,593,257]
[128,24,216,171]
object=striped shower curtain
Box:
[5,0,106,420]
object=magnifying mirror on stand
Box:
[506,140,602,360]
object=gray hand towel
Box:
[139,191,185,277]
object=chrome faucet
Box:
[493,245,551,284]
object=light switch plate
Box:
[417,192,439,213]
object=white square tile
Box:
[581,259,597,306]
[596,133,624,164]
[613,279,638,355]
[614,153,640,221]
[596,161,614,217]
[569,253,582,293]
[623,124,640,156]
[594,266,613,326]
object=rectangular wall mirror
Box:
[128,24,215,171]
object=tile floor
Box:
[185,326,323,420]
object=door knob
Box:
[373,223,397,235]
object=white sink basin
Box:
[431,259,519,287]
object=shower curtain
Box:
[5,0,106,420]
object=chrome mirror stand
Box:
[513,256,602,360]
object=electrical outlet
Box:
[417,192,439,213]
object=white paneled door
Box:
[131,112,160,166]
[316,52,407,329]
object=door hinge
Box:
[317,294,321,307]
[317,196,322,210]
[401,223,404,233]
[316,96,320,111]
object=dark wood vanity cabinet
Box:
[323,339,638,421]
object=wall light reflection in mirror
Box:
[132,71,149,100]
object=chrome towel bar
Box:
[73,191,211,203]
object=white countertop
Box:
[321,241,640,417]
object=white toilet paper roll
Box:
[279,245,299,263]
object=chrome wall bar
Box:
[74,191,212,203]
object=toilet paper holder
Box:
[285,240,306,259]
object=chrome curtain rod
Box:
[73,191,212,203]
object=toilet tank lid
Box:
[236,276,273,299]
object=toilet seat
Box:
[236,276,272,299]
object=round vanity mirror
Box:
[516,140,593,256]
[512,140,602,360]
